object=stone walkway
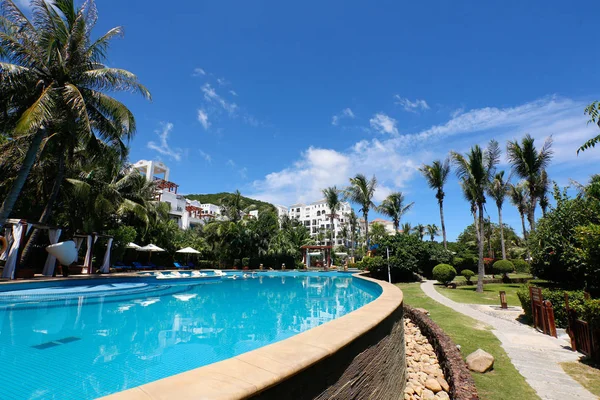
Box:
[420,280,597,400]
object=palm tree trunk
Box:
[477,203,485,293]
[520,213,528,241]
[20,155,66,266]
[439,200,447,249]
[364,211,369,249]
[498,207,506,260]
[473,211,480,243]
[0,128,46,231]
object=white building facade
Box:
[283,200,353,246]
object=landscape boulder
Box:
[466,348,494,373]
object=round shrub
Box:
[433,264,457,285]
[461,269,475,284]
[511,259,530,274]
[493,259,514,276]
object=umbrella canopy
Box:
[137,244,166,252]
[176,247,201,254]
[126,242,141,249]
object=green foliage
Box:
[512,259,530,274]
[493,259,515,275]
[241,257,250,267]
[579,101,600,153]
[432,264,457,285]
[185,192,275,215]
[457,221,522,260]
[461,269,475,283]
[517,284,587,328]
[107,225,138,262]
[572,299,600,327]
[196,260,215,270]
[369,222,388,246]
[357,256,386,272]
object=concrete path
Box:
[420,280,598,400]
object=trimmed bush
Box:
[453,257,464,268]
[512,259,530,274]
[433,264,457,285]
[461,269,475,284]
[493,259,514,276]
[516,284,587,327]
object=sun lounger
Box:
[133,262,150,270]
[174,262,189,270]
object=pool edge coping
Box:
[97,273,403,400]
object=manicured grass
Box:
[397,282,540,400]
[452,273,533,283]
[561,361,600,398]
[436,283,524,307]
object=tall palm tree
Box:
[537,169,550,217]
[0,0,151,231]
[322,186,341,249]
[426,224,439,241]
[401,222,412,235]
[344,174,377,248]
[487,171,510,259]
[221,190,255,222]
[507,134,553,231]
[419,159,450,249]
[377,191,414,232]
[509,182,529,241]
[460,178,479,243]
[347,209,358,257]
[451,140,500,292]
[413,224,426,240]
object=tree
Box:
[369,222,387,246]
[451,140,500,292]
[344,174,377,248]
[426,224,440,241]
[460,178,480,244]
[507,134,553,232]
[322,186,341,250]
[487,171,510,259]
[347,209,358,256]
[0,0,150,231]
[412,224,425,240]
[401,222,412,235]
[509,182,529,241]
[538,170,550,217]
[578,101,600,153]
[377,192,413,232]
[221,190,255,222]
[419,159,450,249]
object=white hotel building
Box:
[283,200,353,246]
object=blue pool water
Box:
[0,272,380,399]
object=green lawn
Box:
[452,273,533,283]
[398,283,540,400]
[435,283,524,307]
[561,361,600,398]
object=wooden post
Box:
[499,291,508,309]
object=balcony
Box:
[154,177,179,194]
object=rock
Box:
[415,307,430,315]
[435,391,450,400]
[422,388,436,400]
[456,344,461,351]
[437,377,450,392]
[425,378,442,393]
[466,349,495,373]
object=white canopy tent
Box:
[176,247,201,265]
[126,242,141,249]
[137,244,165,264]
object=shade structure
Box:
[137,244,165,252]
[175,247,200,254]
[126,242,141,249]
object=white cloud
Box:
[250,96,597,206]
[147,123,183,162]
[394,95,430,113]
[230,90,238,96]
[199,149,212,163]
[331,108,355,126]
[226,159,236,168]
[202,83,238,115]
[193,68,206,76]
[239,167,248,179]
[197,109,210,130]
[370,113,399,136]
[217,78,228,86]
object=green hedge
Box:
[433,264,456,285]
[493,259,514,275]
[461,269,475,283]
[195,260,215,270]
[516,284,587,328]
[511,259,530,274]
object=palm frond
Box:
[14,83,55,135]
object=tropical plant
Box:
[344,174,377,247]
[451,140,500,292]
[400,222,412,235]
[487,171,510,259]
[347,209,358,256]
[419,159,450,248]
[432,263,457,285]
[461,269,475,284]
[412,223,425,240]
[0,0,151,231]
[322,186,341,247]
[509,181,530,241]
[426,224,439,241]
[537,170,550,217]
[377,191,413,232]
[220,190,255,222]
[578,101,600,153]
[507,134,553,232]
[369,222,387,246]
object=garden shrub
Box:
[432,264,457,285]
[358,256,386,272]
[196,260,214,270]
[517,284,587,327]
[493,259,514,276]
[233,258,241,267]
[511,259,530,274]
[461,269,475,284]
[572,299,600,327]
[452,257,464,269]
[347,262,359,269]
[242,257,250,267]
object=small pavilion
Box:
[301,245,333,269]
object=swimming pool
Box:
[0,272,380,399]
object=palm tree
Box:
[322,186,341,249]
[579,101,600,153]
[377,192,414,233]
[460,178,479,243]
[401,222,412,235]
[426,224,439,241]
[0,0,151,231]
[537,170,550,217]
[509,182,529,241]
[419,159,450,249]
[413,224,426,240]
[487,171,510,259]
[221,190,255,222]
[507,134,553,231]
[347,209,358,257]
[344,174,377,248]
[451,140,500,292]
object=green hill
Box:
[185,192,277,215]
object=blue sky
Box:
[23,0,600,240]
